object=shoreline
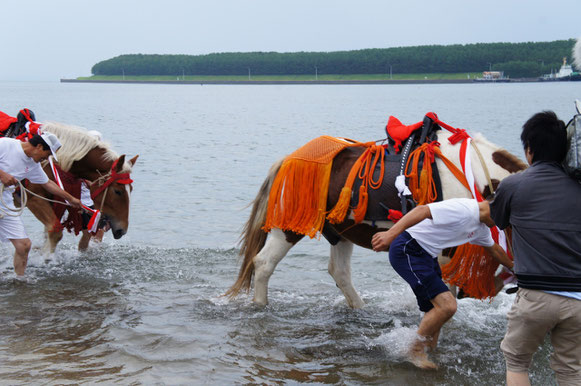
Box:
[60,78,539,85]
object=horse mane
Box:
[41,121,119,172]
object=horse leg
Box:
[328,240,365,308]
[252,229,301,305]
[25,194,63,254]
[78,230,91,251]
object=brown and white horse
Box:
[24,122,138,253]
[227,128,527,308]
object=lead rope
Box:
[0,181,72,218]
[470,141,495,196]
[470,141,515,256]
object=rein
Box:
[90,159,133,200]
[88,159,133,222]
[49,157,133,233]
[0,180,72,218]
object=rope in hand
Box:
[0,182,72,218]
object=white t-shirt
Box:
[0,138,49,208]
[80,181,93,207]
[407,198,494,257]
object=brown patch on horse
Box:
[326,147,366,209]
[492,150,528,173]
[330,220,388,250]
[284,230,304,245]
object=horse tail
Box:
[225,157,284,298]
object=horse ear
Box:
[492,150,528,173]
[115,155,126,172]
[129,155,139,166]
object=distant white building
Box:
[481,71,505,80]
[474,70,509,82]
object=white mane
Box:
[574,36,581,70]
[41,121,118,172]
[436,130,512,199]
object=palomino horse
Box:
[227,126,527,308]
[24,122,138,253]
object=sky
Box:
[1,0,579,81]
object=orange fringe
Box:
[441,243,499,300]
[406,142,471,205]
[263,136,362,238]
[327,144,384,224]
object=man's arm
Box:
[489,179,516,230]
[0,169,18,186]
[42,180,82,209]
[483,243,514,269]
[371,205,432,252]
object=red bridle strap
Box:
[91,159,134,200]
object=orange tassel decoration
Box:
[263,136,363,238]
[441,243,500,299]
[327,144,385,224]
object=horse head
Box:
[91,154,138,239]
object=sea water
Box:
[0,81,578,384]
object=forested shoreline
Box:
[91,39,576,78]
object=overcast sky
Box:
[1,0,579,81]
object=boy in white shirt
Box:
[372,198,512,369]
[0,133,82,276]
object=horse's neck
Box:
[436,131,511,199]
[68,148,113,181]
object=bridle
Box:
[90,158,134,212]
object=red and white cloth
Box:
[49,157,101,233]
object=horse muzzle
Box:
[112,228,126,239]
[107,217,128,239]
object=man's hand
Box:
[42,180,83,209]
[484,243,514,270]
[68,197,82,209]
[0,170,18,187]
[372,230,397,252]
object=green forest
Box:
[91,39,576,78]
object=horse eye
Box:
[114,189,123,196]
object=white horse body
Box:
[230,129,523,307]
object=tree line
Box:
[91,39,576,78]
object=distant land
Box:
[63,39,577,84]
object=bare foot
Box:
[408,350,438,370]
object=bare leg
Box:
[10,238,32,276]
[252,229,294,306]
[409,291,457,369]
[437,253,457,297]
[328,240,364,308]
[506,370,531,386]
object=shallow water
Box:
[1,81,577,384]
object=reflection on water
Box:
[0,82,576,384]
[0,243,556,384]
[0,274,128,382]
